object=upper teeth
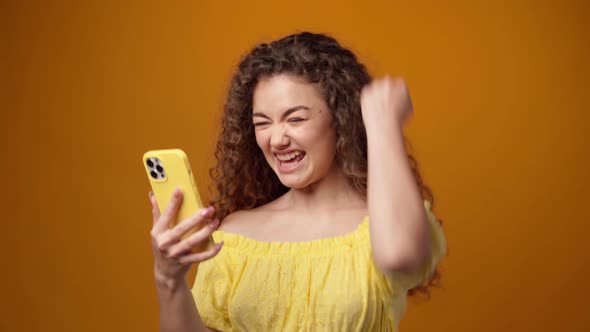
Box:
[276,151,302,161]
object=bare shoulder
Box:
[218,209,250,233]
[217,208,267,234]
[217,201,281,235]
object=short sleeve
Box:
[388,200,447,291]
[191,239,234,331]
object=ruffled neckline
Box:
[212,216,370,256]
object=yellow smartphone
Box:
[143,149,214,251]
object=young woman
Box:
[149,32,446,331]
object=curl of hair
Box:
[209,32,443,296]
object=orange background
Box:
[3,1,589,331]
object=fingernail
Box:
[201,206,215,217]
[148,191,153,198]
[210,218,220,229]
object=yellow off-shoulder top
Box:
[192,200,446,331]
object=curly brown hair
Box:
[209,31,442,296]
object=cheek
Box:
[304,127,337,159]
[326,129,338,153]
[315,120,337,147]
[255,131,269,152]
[320,132,338,160]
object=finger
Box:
[177,241,224,265]
[167,217,219,257]
[149,191,161,226]
[157,207,214,251]
[174,206,215,237]
[155,188,183,232]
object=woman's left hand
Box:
[360,76,413,131]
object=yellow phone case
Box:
[143,149,213,251]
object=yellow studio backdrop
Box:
[3,1,589,331]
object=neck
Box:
[283,164,366,213]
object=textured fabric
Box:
[192,200,446,331]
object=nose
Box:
[269,124,289,149]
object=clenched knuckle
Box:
[156,238,168,251]
[167,247,180,257]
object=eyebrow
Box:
[252,105,311,120]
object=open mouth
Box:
[275,151,306,169]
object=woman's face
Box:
[252,74,337,189]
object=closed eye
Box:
[253,122,271,127]
[288,117,306,123]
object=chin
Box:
[277,177,307,189]
[275,172,313,190]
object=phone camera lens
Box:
[150,171,158,179]
[156,165,164,172]
[146,159,154,167]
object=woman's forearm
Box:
[155,271,209,332]
[366,126,431,274]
